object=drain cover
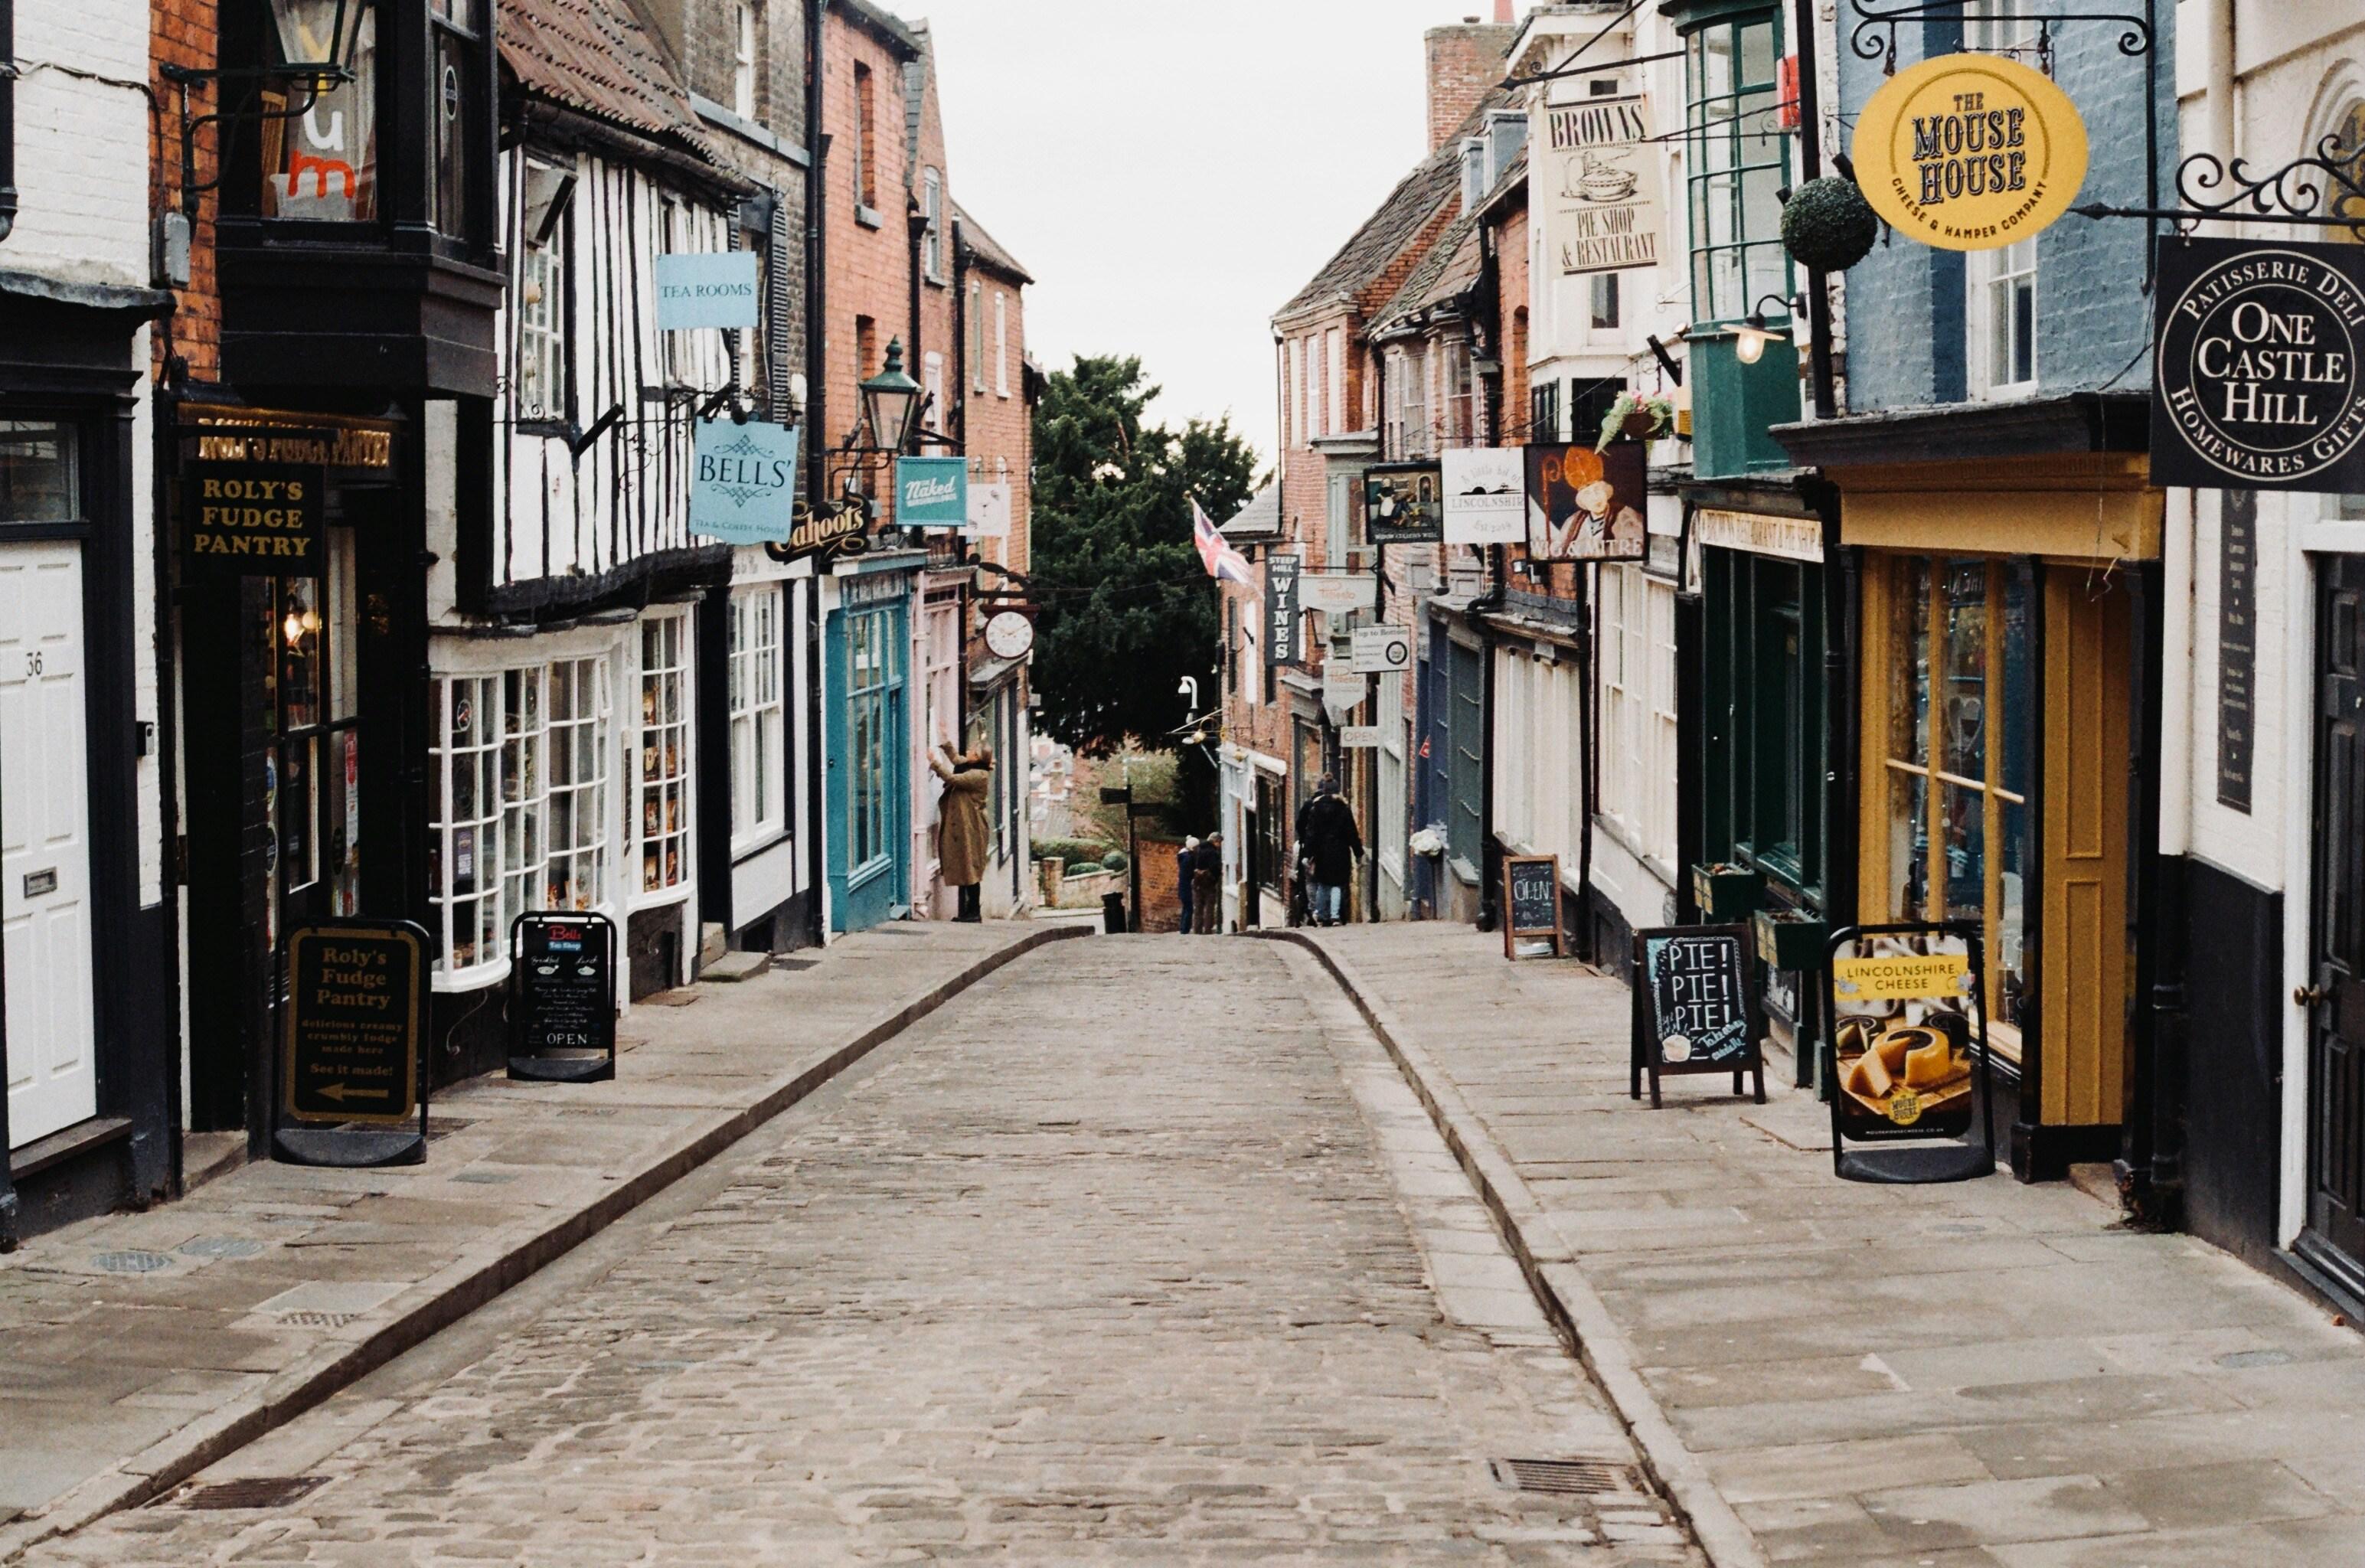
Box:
[180,1236,266,1260]
[92,1250,173,1273]
[1488,1458,1644,1495]
[273,1310,360,1329]
[176,1475,329,1510]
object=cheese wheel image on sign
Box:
[1905,1036,1955,1089]
[1848,51,2089,252]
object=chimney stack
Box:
[1425,20,1516,153]
[1495,0,1514,22]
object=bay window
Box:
[1684,11,1790,323]
[640,613,692,893]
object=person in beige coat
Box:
[929,744,993,922]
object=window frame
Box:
[638,610,695,903]
[729,585,787,853]
[514,158,572,427]
[995,290,1011,397]
[732,0,758,120]
[922,166,946,283]
[1683,10,1793,325]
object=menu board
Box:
[508,913,618,1082]
[1501,854,1564,959]
[1629,923,1766,1107]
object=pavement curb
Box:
[1,923,1085,1563]
[1253,929,1769,1568]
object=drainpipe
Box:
[1468,544,1506,929]
[802,0,828,946]
[0,0,16,245]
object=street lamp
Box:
[1734,292,1807,366]
[857,339,923,455]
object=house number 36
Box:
[22,652,42,676]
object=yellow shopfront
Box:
[1838,453,2160,1179]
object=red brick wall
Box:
[820,12,918,506]
[1424,23,1514,154]
[152,0,220,386]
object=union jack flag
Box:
[1192,497,1254,586]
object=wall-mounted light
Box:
[1733,292,1807,365]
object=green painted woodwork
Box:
[1690,332,1802,479]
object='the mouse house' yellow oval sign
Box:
[1849,52,2089,251]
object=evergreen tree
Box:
[1030,355,1259,765]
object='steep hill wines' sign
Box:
[283,924,424,1125]
[1631,923,1766,1107]
[185,460,325,577]
[2152,237,2365,492]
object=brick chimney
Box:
[1426,20,1516,152]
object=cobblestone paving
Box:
[34,937,1694,1566]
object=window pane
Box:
[1940,780,1984,922]
[0,423,78,521]
[1887,557,1930,767]
[1997,795,2031,1025]
[1940,559,1988,779]
[1739,18,1776,87]
[1999,564,2033,799]
[1887,768,1928,920]
[262,1,379,220]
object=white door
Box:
[0,542,98,1147]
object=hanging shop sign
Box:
[1339,724,1382,748]
[1442,446,1526,545]
[1540,93,1663,276]
[1501,854,1566,959]
[1526,440,1647,561]
[785,497,871,564]
[1849,52,2089,251]
[1351,625,1412,674]
[1322,662,1367,718]
[1363,461,1443,545]
[1692,508,1824,564]
[184,459,326,577]
[654,250,761,330]
[1300,570,1380,616]
[2151,237,2365,492]
[276,920,430,1168]
[1266,550,1302,666]
[965,479,1013,539]
[1824,923,1996,1184]
[895,456,969,528]
[691,417,799,545]
[1629,924,1766,1107]
[507,912,618,1083]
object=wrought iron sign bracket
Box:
[2073,138,2365,244]
[158,60,355,221]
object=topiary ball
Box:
[1780,177,1881,273]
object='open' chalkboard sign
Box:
[1630,923,1765,1107]
[1501,854,1565,959]
[508,912,618,1082]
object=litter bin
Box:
[1101,892,1129,934]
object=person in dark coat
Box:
[1194,834,1223,933]
[1298,776,1363,926]
[1175,837,1199,934]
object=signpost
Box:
[1363,461,1443,545]
[1442,447,1526,545]
[1525,441,1647,561]
[1630,923,1766,1107]
[654,251,761,330]
[894,456,969,528]
[1849,52,2089,253]
[1500,854,1564,960]
[1351,625,1411,674]
[1821,922,1996,1184]
[1266,550,1302,667]
[1300,570,1380,616]
[507,913,618,1082]
[690,417,799,545]
[275,920,430,1167]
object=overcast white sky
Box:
[911,0,1504,475]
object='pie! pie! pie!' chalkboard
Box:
[1630,923,1766,1107]
[1501,854,1565,959]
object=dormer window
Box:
[259,0,380,220]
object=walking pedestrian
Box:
[1175,836,1200,934]
[929,743,992,922]
[1298,776,1363,926]
[1194,833,1223,933]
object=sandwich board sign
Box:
[508,912,618,1083]
[1630,923,1766,1107]
[275,920,430,1168]
[1501,854,1564,960]
[1823,921,1997,1184]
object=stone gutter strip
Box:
[0,923,1083,1565]
[1253,929,1768,1568]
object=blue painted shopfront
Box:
[825,564,914,932]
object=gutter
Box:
[0,0,16,246]
[802,0,828,945]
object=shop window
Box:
[1872,555,2035,1043]
[730,585,785,847]
[0,422,77,520]
[430,673,503,972]
[500,666,546,929]
[640,614,692,893]
[545,657,610,910]
[259,0,380,221]
[846,607,898,871]
[1599,565,1678,867]
[1684,11,1791,324]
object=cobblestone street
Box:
[31,937,1693,1566]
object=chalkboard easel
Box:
[1629,923,1766,1108]
[1501,854,1565,959]
[273,920,431,1168]
[507,912,619,1083]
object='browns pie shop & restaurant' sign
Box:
[2151,237,2365,492]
